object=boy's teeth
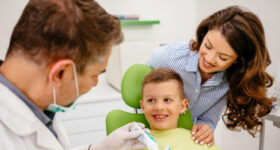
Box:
[155,115,166,118]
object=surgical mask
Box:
[47,64,80,113]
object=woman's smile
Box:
[202,57,215,69]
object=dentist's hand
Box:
[191,124,214,146]
[91,122,147,150]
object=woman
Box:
[146,6,274,146]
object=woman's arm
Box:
[196,95,226,130]
[191,95,226,146]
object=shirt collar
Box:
[203,71,225,87]
[0,61,58,138]
[0,74,55,125]
[185,51,199,72]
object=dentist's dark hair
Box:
[190,6,273,137]
[6,0,123,73]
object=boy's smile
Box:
[153,114,168,120]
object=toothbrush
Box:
[131,122,159,150]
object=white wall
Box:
[0,0,29,60]
[195,1,280,150]
[97,0,197,45]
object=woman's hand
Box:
[191,124,214,146]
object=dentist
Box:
[0,0,145,150]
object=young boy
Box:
[139,68,220,150]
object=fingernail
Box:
[192,132,195,135]
[192,137,195,140]
[207,144,210,146]
[200,142,204,145]
[195,140,198,143]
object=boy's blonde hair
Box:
[142,68,185,99]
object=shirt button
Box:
[195,89,199,93]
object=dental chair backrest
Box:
[105,64,193,135]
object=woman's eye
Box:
[205,43,211,49]
[219,55,228,61]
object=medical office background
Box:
[0,0,280,150]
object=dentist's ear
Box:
[48,59,75,85]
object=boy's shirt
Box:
[140,128,220,150]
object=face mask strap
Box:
[52,87,56,104]
[72,64,80,98]
[47,63,80,113]
[52,63,79,105]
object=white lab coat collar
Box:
[0,83,66,150]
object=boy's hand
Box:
[191,124,214,146]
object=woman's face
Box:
[198,30,238,75]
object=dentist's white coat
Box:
[0,83,87,150]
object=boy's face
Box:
[140,80,187,130]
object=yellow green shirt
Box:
[140,128,220,150]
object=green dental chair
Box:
[106,64,193,135]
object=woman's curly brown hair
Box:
[189,6,274,137]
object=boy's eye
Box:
[147,98,155,102]
[164,98,172,102]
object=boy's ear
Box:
[180,98,189,114]
[184,98,189,108]
[139,100,145,113]
[48,59,74,86]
